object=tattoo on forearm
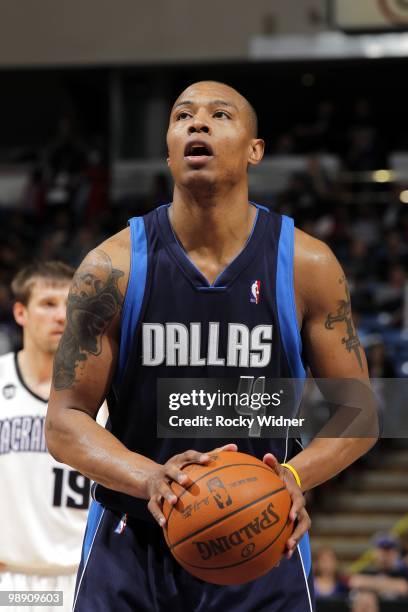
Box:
[53,250,124,390]
[324,276,363,371]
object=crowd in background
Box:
[271,159,408,376]
[272,97,390,163]
[1,97,407,375]
[314,534,408,609]
[0,93,407,610]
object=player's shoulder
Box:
[99,226,131,259]
[294,227,336,269]
[293,227,346,314]
[74,227,131,295]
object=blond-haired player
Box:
[0,262,100,612]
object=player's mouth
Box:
[184,141,214,167]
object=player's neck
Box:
[169,186,257,285]
[17,345,53,400]
[170,185,255,255]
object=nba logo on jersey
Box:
[250,280,261,304]
[114,513,128,534]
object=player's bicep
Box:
[50,247,126,417]
[301,246,368,380]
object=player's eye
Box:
[213,110,230,119]
[176,111,191,121]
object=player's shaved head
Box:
[172,81,258,138]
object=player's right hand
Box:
[147,443,237,526]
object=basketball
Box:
[163,451,293,585]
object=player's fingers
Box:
[285,509,311,558]
[262,453,279,471]
[164,463,193,488]
[283,481,305,522]
[147,496,167,527]
[289,495,305,522]
[286,523,309,557]
[210,443,238,454]
[173,449,211,467]
[156,480,178,506]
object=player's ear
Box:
[13,301,27,328]
[248,139,265,167]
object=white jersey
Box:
[0,352,90,574]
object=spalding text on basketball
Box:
[192,502,280,561]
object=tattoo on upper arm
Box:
[53,250,124,390]
[324,276,363,371]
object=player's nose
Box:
[188,112,210,135]
[55,305,66,324]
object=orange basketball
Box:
[163,451,293,585]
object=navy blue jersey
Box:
[76,203,315,612]
[95,203,306,519]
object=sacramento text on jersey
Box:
[0,416,47,454]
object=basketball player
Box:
[0,262,95,612]
[46,81,377,611]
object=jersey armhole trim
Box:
[276,215,306,379]
[116,217,148,383]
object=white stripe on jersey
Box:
[297,545,314,611]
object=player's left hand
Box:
[262,453,311,560]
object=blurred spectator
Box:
[345,98,382,171]
[63,225,105,267]
[350,204,380,247]
[349,534,408,600]
[349,589,380,612]
[366,339,396,378]
[47,116,87,181]
[375,264,406,327]
[22,166,47,217]
[344,238,371,282]
[398,208,408,244]
[293,100,339,153]
[313,546,349,599]
[376,230,408,274]
[73,139,109,224]
[274,133,295,155]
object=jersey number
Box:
[236,376,266,437]
[52,468,90,509]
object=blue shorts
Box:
[73,502,315,612]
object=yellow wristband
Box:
[281,463,302,489]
